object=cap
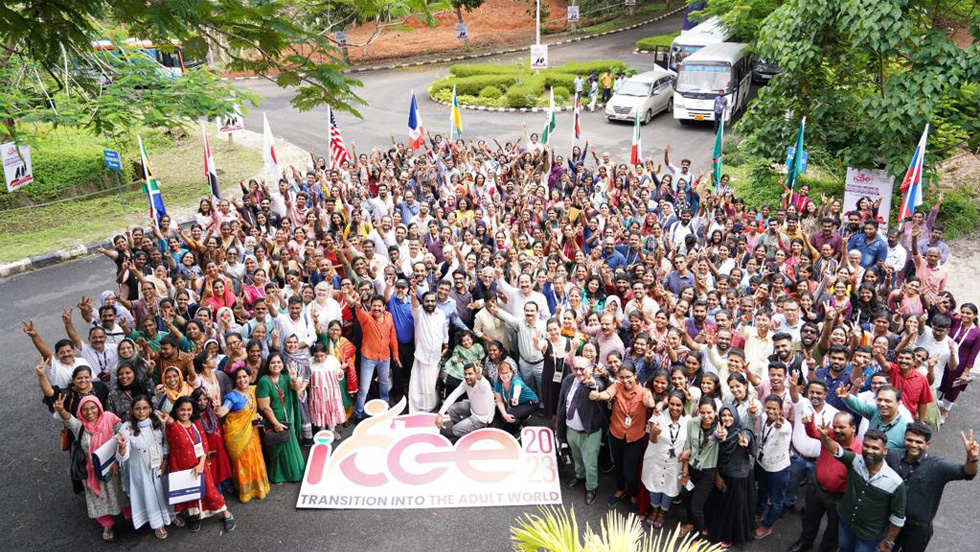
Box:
[395,279,409,288]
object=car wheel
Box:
[678,117,691,126]
[643,109,653,125]
[665,97,673,114]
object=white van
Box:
[667,17,731,71]
[604,66,677,124]
[672,42,752,124]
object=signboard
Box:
[216,104,244,136]
[785,146,809,173]
[454,23,469,40]
[297,399,563,510]
[567,6,580,22]
[625,0,636,6]
[334,31,348,47]
[530,44,549,70]
[844,167,893,227]
[103,149,122,170]
[2,142,33,192]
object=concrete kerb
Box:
[227,5,686,79]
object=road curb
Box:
[428,98,607,113]
[226,5,686,79]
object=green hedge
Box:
[429,74,522,97]
[635,31,680,51]
[430,59,631,109]
[0,126,174,210]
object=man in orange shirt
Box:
[345,291,400,419]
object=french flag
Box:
[898,124,929,220]
[408,92,426,150]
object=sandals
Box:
[154,528,168,540]
[102,527,114,542]
[223,514,237,533]
[172,516,185,528]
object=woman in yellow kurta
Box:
[219,367,270,503]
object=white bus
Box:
[672,42,752,124]
[667,16,731,71]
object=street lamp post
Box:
[536,0,540,45]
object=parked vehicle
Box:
[672,42,752,124]
[605,66,677,125]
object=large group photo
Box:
[3,1,979,551]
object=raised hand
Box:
[962,430,979,462]
[836,382,850,399]
[22,320,38,337]
[737,432,749,448]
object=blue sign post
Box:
[103,149,124,207]
[103,149,122,170]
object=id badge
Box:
[193,441,205,459]
[624,415,633,428]
[668,448,676,459]
[150,447,162,469]
[553,367,564,383]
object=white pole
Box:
[536,0,540,45]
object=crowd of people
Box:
[23,126,980,551]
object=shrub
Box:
[552,86,570,102]
[635,31,680,51]
[449,63,525,78]
[428,74,521,97]
[479,85,503,99]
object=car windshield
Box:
[618,81,652,97]
[675,63,731,93]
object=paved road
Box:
[239,11,715,170]
[4,10,980,551]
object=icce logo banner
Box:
[297,398,563,509]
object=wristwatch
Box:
[881,540,895,549]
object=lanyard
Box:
[179,422,201,446]
[668,419,680,447]
[954,325,972,348]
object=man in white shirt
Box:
[772,299,805,344]
[494,301,547,395]
[496,271,549,320]
[885,229,907,279]
[276,296,317,357]
[409,289,448,413]
[64,310,118,382]
[435,363,494,439]
[785,379,838,512]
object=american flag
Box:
[327,106,352,169]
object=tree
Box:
[2,0,363,119]
[734,0,980,178]
[685,0,784,42]
[451,0,486,48]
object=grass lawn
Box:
[0,131,262,264]
[576,0,687,34]
[635,30,680,50]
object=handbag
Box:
[263,377,293,446]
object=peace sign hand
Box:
[835,382,850,399]
[962,430,979,462]
[737,432,749,448]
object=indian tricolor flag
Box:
[630,110,641,164]
[541,88,556,145]
[137,135,168,227]
[572,92,581,142]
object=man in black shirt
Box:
[884,423,978,552]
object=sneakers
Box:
[606,494,624,508]
[754,526,773,539]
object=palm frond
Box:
[510,505,583,552]
[510,506,727,552]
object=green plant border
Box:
[428,60,634,109]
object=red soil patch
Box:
[343,0,571,62]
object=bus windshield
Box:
[675,63,732,94]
